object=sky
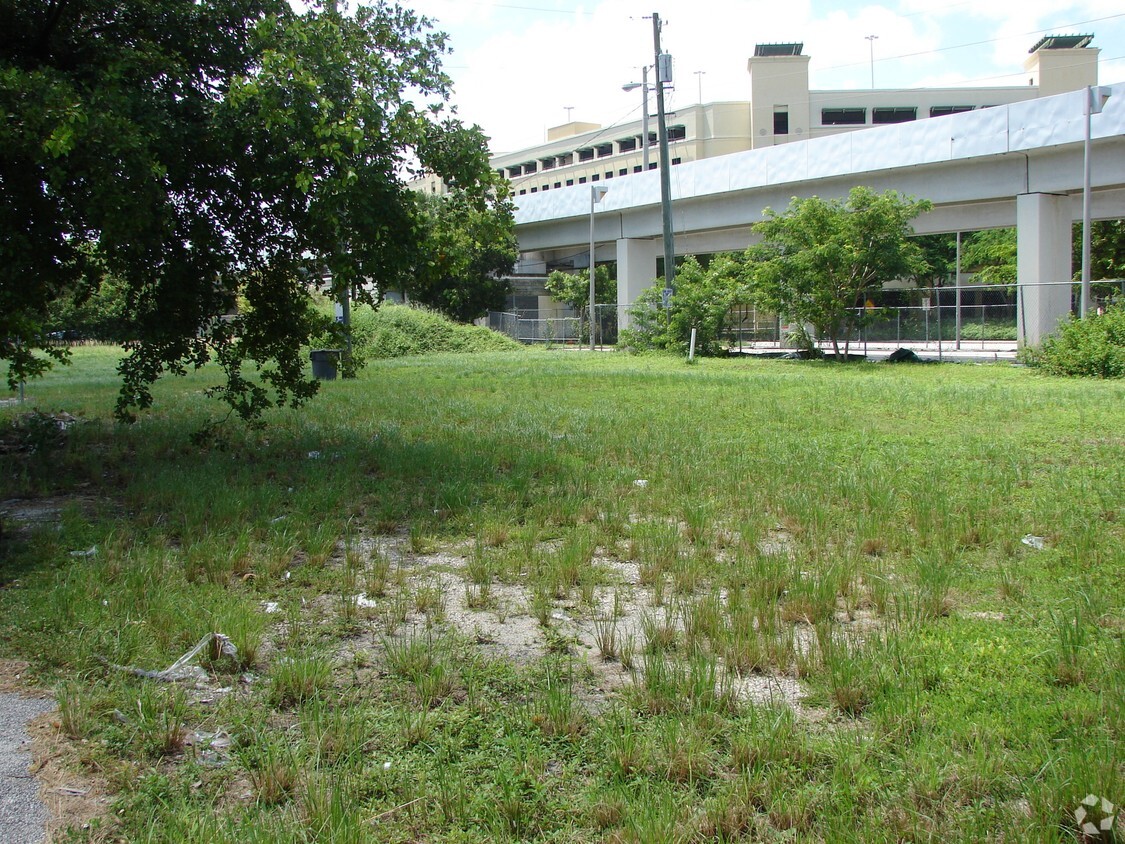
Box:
[395,0,1125,155]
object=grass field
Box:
[1,347,1122,842]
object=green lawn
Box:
[1,347,1122,842]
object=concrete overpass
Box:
[512,84,1125,345]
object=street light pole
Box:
[1082,85,1112,318]
[622,66,651,170]
[589,185,609,351]
[866,34,878,89]
[694,69,706,104]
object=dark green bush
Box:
[1020,302,1125,378]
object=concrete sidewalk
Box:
[731,339,1019,363]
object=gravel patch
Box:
[0,692,52,844]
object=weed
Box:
[593,615,619,661]
[238,734,300,806]
[269,652,333,707]
[1051,603,1089,686]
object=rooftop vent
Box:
[754,43,803,57]
[1029,34,1093,52]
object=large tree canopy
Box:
[746,187,932,358]
[405,187,517,323]
[1,0,507,420]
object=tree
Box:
[1074,220,1125,282]
[619,254,745,356]
[961,228,1017,285]
[745,187,932,358]
[545,265,616,343]
[406,186,517,323]
[1,0,499,421]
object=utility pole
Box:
[694,70,705,104]
[652,13,676,293]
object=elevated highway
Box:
[512,84,1125,344]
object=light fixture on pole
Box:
[694,69,706,103]
[589,184,609,351]
[622,66,652,170]
[865,34,878,89]
[1081,84,1112,318]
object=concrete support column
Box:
[616,238,661,329]
[1016,192,1073,346]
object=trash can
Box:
[309,349,340,381]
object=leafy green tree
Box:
[1074,220,1125,281]
[545,265,616,343]
[406,187,517,323]
[619,254,745,356]
[545,265,616,313]
[1,0,498,421]
[911,234,957,287]
[961,228,1017,285]
[745,187,932,358]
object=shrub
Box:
[619,255,744,356]
[310,300,519,365]
[366,303,519,359]
[1020,302,1125,378]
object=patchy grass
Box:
[1,346,1123,842]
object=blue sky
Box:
[402,0,1125,154]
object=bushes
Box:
[1021,302,1125,378]
[619,255,744,356]
[311,301,519,365]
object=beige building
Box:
[414,35,1100,202]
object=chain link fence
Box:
[492,280,1123,350]
[488,305,618,347]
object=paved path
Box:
[0,693,51,844]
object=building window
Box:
[541,157,556,170]
[619,168,628,176]
[519,189,526,195]
[822,108,866,125]
[558,153,573,166]
[618,137,637,153]
[553,182,561,189]
[647,131,658,146]
[648,162,657,170]
[566,179,574,186]
[929,105,974,118]
[578,176,587,184]
[671,157,681,165]
[508,165,522,177]
[542,184,549,191]
[577,148,594,162]
[633,165,642,173]
[667,125,686,141]
[872,107,916,124]
[773,108,789,134]
[522,161,537,173]
[591,174,600,181]
[605,172,613,179]
[530,187,537,193]
[596,143,613,158]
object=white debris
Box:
[69,546,97,558]
[632,479,648,488]
[1021,534,1047,550]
